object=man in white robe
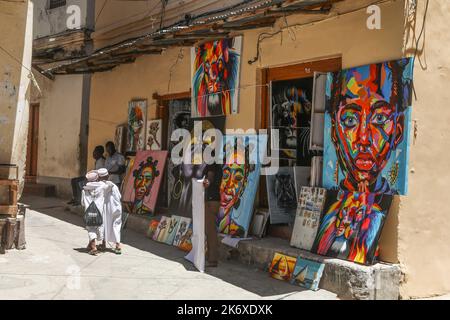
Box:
[97,168,123,254]
[81,171,105,255]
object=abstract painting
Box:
[165,215,181,245]
[217,134,267,237]
[122,150,168,215]
[311,190,393,265]
[323,58,414,195]
[114,124,127,154]
[266,167,297,225]
[269,252,297,281]
[152,216,168,241]
[173,217,192,247]
[191,36,242,117]
[177,222,193,252]
[146,219,160,239]
[290,258,325,291]
[146,119,162,151]
[127,100,147,152]
[291,187,327,251]
[270,78,321,165]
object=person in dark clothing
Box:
[68,146,106,205]
[203,163,223,267]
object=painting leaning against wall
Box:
[191,36,242,117]
[322,58,414,195]
[127,100,147,152]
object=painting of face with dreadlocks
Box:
[191,37,242,117]
[122,150,168,215]
[217,135,266,237]
[323,58,414,195]
[127,100,147,152]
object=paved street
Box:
[0,196,337,300]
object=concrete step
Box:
[23,183,56,198]
[65,204,400,300]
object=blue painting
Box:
[217,134,267,237]
[290,257,325,291]
[322,58,414,195]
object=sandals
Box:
[113,247,122,255]
[88,249,99,256]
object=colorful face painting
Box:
[146,119,162,151]
[290,258,325,291]
[266,167,298,225]
[270,78,321,166]
[217,134,267,237]
[169,116,225,216]
[191,36,242,117]
[311,190,393,265]
[269,253,297,281]
[127,100,147,152]
[323,58,414,195]
[122,150,168,215]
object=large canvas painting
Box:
[122,150,168,214]
[168,116,225,217]
[323,58,414,195]
[311,190,393,265]
[127,100,147,152]
[191,36,242,117]
[269,252,297,281]
[290,187,327,251]
[290,258,325,291]
[270,78,321,165]
[266,167,297,225]
[146,119,162,151]
[217,134,267,237]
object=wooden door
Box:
[25,103,39,183]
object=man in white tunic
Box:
[97,168,123,254]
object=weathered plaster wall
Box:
[0,0,33,198]
[397,0,450,299]
[33,0,89,39]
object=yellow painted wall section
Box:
[398,0,450,299]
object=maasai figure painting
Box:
[152,216,168,241]
[165,215,181,245]
[127,100,147,152]
[266,167,297,225]
[290,258,325,291]
[217,134,267,237]
[191,36,242,117]
[323,58,414,195]
[177,222,193,252]
[146,119,162,151]
[173,217,192,247]
[122,150,168,215]
[311,190,393,265]
[269,252,297,281]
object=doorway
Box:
[26,103,39,183]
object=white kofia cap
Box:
[85,170,99,182]
[97,168,109,177]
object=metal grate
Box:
[48,0,67,10]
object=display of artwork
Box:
[146,119,162,151]
[290,258,325,291]
[114,124,127,154]
[217,134,267,237]
[152,216,168,241]
[173,217,192,247]
[177,222,193,252]
[269,252,297,281]
[270,78,321,166]
[291,187,327,251]
[323,58,413,195]
[266,167,297,225]
[127,100,147,152]
[191,36,242,117]
[146,219,160,239]
[122,150,168,214]
[165,215,181,245]
[168,116,225,217]
[311,190,393,265]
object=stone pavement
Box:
[0,196,337,300]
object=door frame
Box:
[26,103,40,183]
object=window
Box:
[48,0,66,10]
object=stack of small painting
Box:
[122,150,168,215]
[145,215,193,252]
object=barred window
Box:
[48,0,67,10]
